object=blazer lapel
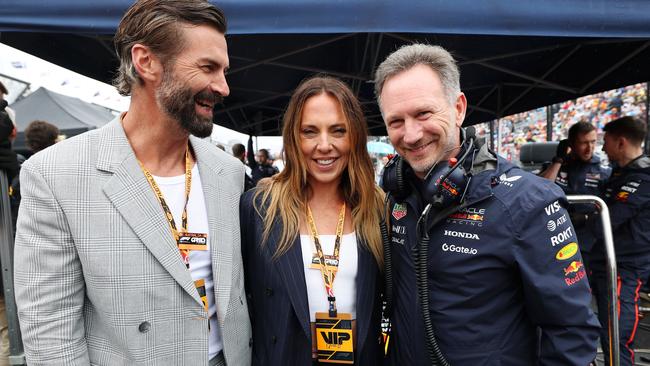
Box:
[273,234,311,339]
[98,118,200,305]
[355,241,377,350]
[192,137,234,328]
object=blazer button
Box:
[138,321,151,333]
[271,336,277,344]
[265,288,274,296]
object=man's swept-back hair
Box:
[113,0,227,96]
[374,44,461,106]
[604,116,647,146]
[254,75,384,267]
[568,121,596,145]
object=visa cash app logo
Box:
[544,200,561,216]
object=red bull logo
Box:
[616,191,629,202]
[564,269,586,287]
[563,261,583,276]
[448,207,486,227]
[448,213,484,221]
[441,180,459,196]
[466,214,483,221]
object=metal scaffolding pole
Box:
[566,195,618,366]
[0,170,24,365]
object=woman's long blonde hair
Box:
[254,76,384,267]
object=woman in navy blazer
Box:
[240,76,385,365]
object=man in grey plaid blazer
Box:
[13,1,251,365]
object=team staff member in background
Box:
[247,136,279,186]
[232,142,254,191]
[590,116,650,366]
[14,1,251,364]
[375,44,599,365]
[540,121,611,272]
[240,76,384,365]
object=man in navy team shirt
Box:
[541,121,611,273]
[375,43,600,365]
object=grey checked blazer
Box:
[14,117,252,365]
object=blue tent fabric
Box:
[1,0,650,37]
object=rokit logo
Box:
[546,214,568,232]
[621,184,638,194]
[444,230,480,240]
[544,201,561,216]
[499,173,522,188]
[550,226,573,247]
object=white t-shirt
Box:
[300,232,358,322]
[153,164,223,359]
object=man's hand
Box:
[553,139,570,163]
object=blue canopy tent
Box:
[1,0,649,37]
[0,1,649,136]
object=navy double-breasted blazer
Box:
[240,189,383,366]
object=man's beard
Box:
[155,70,222,138]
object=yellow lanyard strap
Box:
[307,202,346,317]
[139,148,193,264]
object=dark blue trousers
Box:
[592,265,650,366]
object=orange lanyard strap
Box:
[307,202,346,317]
[139,148,193,265]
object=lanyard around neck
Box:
[307,202,346,316]
[139,147,193,239]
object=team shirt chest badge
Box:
[392,203,407,221]
[584,172,601,188]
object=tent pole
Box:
[643,81,650,154]
[547,106,553,141]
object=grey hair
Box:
[374,44,461,106]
